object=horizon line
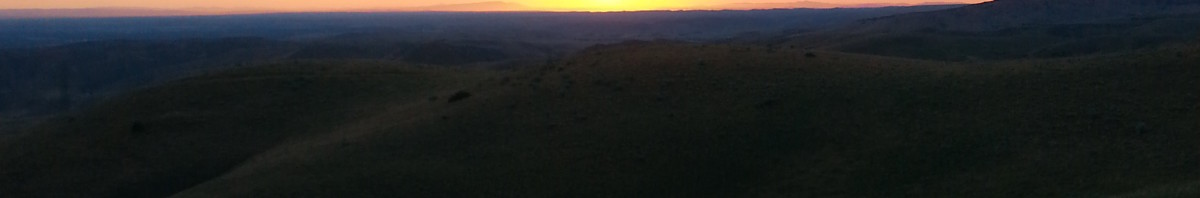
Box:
[0,1,982,17]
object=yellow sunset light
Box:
[589,0,628,11]
[546,0,677,12]
[593,0,623,6]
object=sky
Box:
[0,0,990,11]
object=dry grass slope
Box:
[1109,180,1200,198]
[2,43,1198,197]
[0,61,493,197]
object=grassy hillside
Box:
[0,61,494,197]
[2,42,1198,197]
[1112,180,1200,198]
[807,17,1200,61]
[783,0,1200,61]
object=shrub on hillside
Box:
[448,91,472,103]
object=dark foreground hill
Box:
[1,42,1197,197]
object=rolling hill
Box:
[2,41,1197,197]
[1,7,976,120]
[788,0,1200,60]
[844,0,1200,32]
[0,38,300,119]
[0,8,273,19]
[3,1,1199,197]
[0,36,567,120]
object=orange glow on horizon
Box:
[1,0,992,12]
[543,0,686,11]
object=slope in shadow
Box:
[3,42,1194,197]
[0,62,489,198]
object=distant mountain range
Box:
[697,1,972,10]
[0,7,272,19]
[847,0,1200,32]
[694,1,843,10]
[0,1,977,19]
[378,1,532,12]
[383,1,975,12]
[788,0,1200,60]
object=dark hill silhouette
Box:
[0,63,485,197]
[403,41,510,65]
[2,42,1197,197]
